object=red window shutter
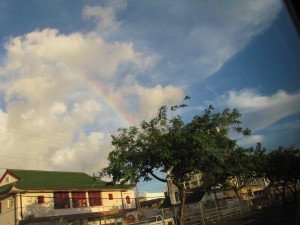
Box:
[108,193,113,200]
[126,196,131,204]
[38,196,44,204]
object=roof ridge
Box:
[7,168,89,175]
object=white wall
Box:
[19,190,136,218]
[0,189,136,224]
[140,192,164,202]
[0,196,16,225]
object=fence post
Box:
[237,198,242,215]
[247,200,251,212]
[214,200,221,220]
[229,200,234,218]
[199,202,205,225]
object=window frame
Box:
[88,191,102,206]
[54,192,70,209]
[71,192,87,208]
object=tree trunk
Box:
[233,188,242,202]
[177,185,187,225]
[213,188,220,207]
[292,183,298,201]
[282,184,286,205]
[233,188,242,214]
[287,183,298,201]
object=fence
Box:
[184,199,250,225]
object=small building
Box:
[0,169,136,225]
[139,192,165,202]
[138,192,165,218]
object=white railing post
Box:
[199,202,205,225]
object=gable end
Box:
[0,171,20,186]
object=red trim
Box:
[0,171,20,185]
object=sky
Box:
[0,0,299,194]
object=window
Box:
[88,191,102,206]
[38,196,45,204]
[72,192,87,208]
[54,192,70,209]
[108,193,113,200]
[5,176,9,183]
[7,198,13,208]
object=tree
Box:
[264,147,300,203]
[102,97,250,224]
[228,145,265,199]
[201,143,266,204]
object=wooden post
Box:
[19,193,24,221]
[214,200,221,220]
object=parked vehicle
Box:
[138,215,175,225]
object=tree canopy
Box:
[102,98,251,224]
[264,146,300,203]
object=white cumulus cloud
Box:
[0,11,185,173]
[221,89,300,131]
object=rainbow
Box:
[76,74,134,128]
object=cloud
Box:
[50,132,111,173]
[190,0,282,77]
[83,6,121,34]
[0,1,285,173]
[237,135,265,147]
[0,16,184,173]
[1,29,150,80]
[108,83,185,122]
[221,89,300,131]
[115,0,282,83]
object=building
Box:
[223,177,268,200]
[0,169,136,225]
[138,192,165,218]
[139,192,165,202]
[167,172,215,205]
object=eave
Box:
[3,185,134,194]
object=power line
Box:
[0,156,53,163]
[0,124,114,147]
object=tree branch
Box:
[148,170,167,183]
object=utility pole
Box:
[135,185,142,216]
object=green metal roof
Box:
[0,183,12,193]
[1,169,130,192]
